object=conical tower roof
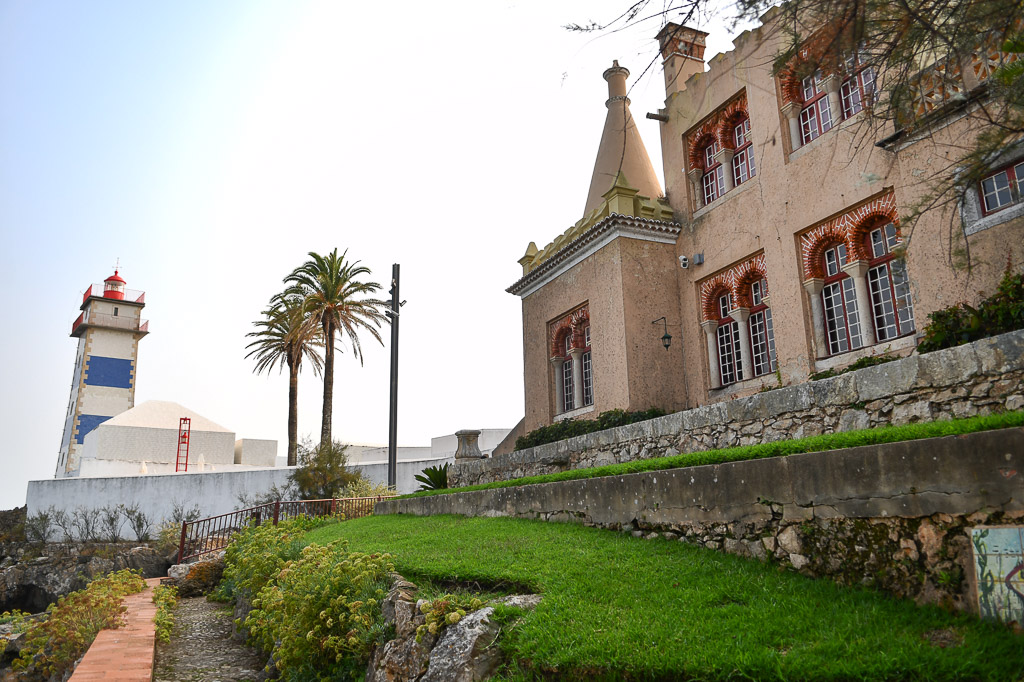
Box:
[582,61,663,218]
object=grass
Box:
[305,515,1024,681]
[404,410,1024,499]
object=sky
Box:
[0,1,751,509]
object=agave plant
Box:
[414,463,450,491]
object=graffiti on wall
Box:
[972,527,1024,624]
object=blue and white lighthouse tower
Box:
[57,270,148,477]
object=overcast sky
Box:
[0,1,749,509]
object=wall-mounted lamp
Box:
[652,317,672,350]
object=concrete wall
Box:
[82,423,236,466]
[27,452,453,539]
[455,329,1024,488]
[234,439,277,466]
[379,428,1024,614]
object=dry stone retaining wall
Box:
[379,428,1024,613]
[451,329,1024,488]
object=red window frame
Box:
[799,72,833,145]
[732,117,756,186]
[979,160,1024,215]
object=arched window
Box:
[701,138,724,205]
[821,241,864,355]
[866,223,915,340]
[747,279,777,377]
[732,117,756,186]
[800,71,833,144]
[840,53,876,119]
[714,292,743,385]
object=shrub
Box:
[71,507,100,542]
[289,439,360,500]
[809,352,898,381]
[415,594,483,642]
[414,464,449,491]
[152,585,178,643]
[100,505,126,543]
[14,569,145,679]
[918,264,1024,353]
[123,504,152,542]
[340,477,394,499]
[24,508,54,543]
[245,541,393,680]
[213,516,328,604]
[514,408,666,451]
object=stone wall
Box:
[379,428,1024,613]
[453,329,1024,488]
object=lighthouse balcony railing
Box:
[72,311,150,335]
[82,284,146,305]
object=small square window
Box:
[884,223,899,250]
[751,280,762,306]
[719,293,731,319]
[982,171,1013,212]
[825,249,839,277]
[837,243,848,266]
[1016,162,1024,193]
[870,229,886,258]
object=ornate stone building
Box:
[506,10,1023,441]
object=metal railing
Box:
[72,310,149,335]
[82,284,145,305]
[176,495,395,564]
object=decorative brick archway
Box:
[799,191,900,279]
[698,253,768,321]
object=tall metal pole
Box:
[387,264,400,489]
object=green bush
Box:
[245,541,394,680]
[809,352,898,381]
[152,584,178,643]
[918,265,1024,353]
[14,569,145,679]
[212,516,328,604]
[514,408,666,451]
[289,438,360,500]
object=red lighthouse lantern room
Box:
[103,270,127,300]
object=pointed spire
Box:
[582,61,663,218]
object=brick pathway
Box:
[69,577,162,682]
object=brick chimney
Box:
[656,23,709,98]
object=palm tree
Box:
[245,290,324,466]
[285,249,386,448]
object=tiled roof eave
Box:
[507,213,681,296]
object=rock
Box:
[789,554,810,570]
[762,536,777,553]
[916,521,945,562]
[630,531,644,538]
[367,631,436,682]
[892,400,932,424]
[723,538,748,557]
[1006,394,1024,411]
[420,607,501,682]
[897,538,920,562]
[126,546,169,578]
[491,594,542,610]
[777,526,803,555]
[165,556,224,598]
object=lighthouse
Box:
[56,270,148,477]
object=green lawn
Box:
[405,410,1024,499]
[305,515,1024,681]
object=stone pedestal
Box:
[454,430,485,460]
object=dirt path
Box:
[153,597,266,682]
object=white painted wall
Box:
[26,454,451,540]
[82,424,237,465]
[234,439,277,466]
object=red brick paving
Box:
[69,577,162,682]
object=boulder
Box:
[165,556,225,597]
[420,607,501,682]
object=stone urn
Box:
[454,430,485,460]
